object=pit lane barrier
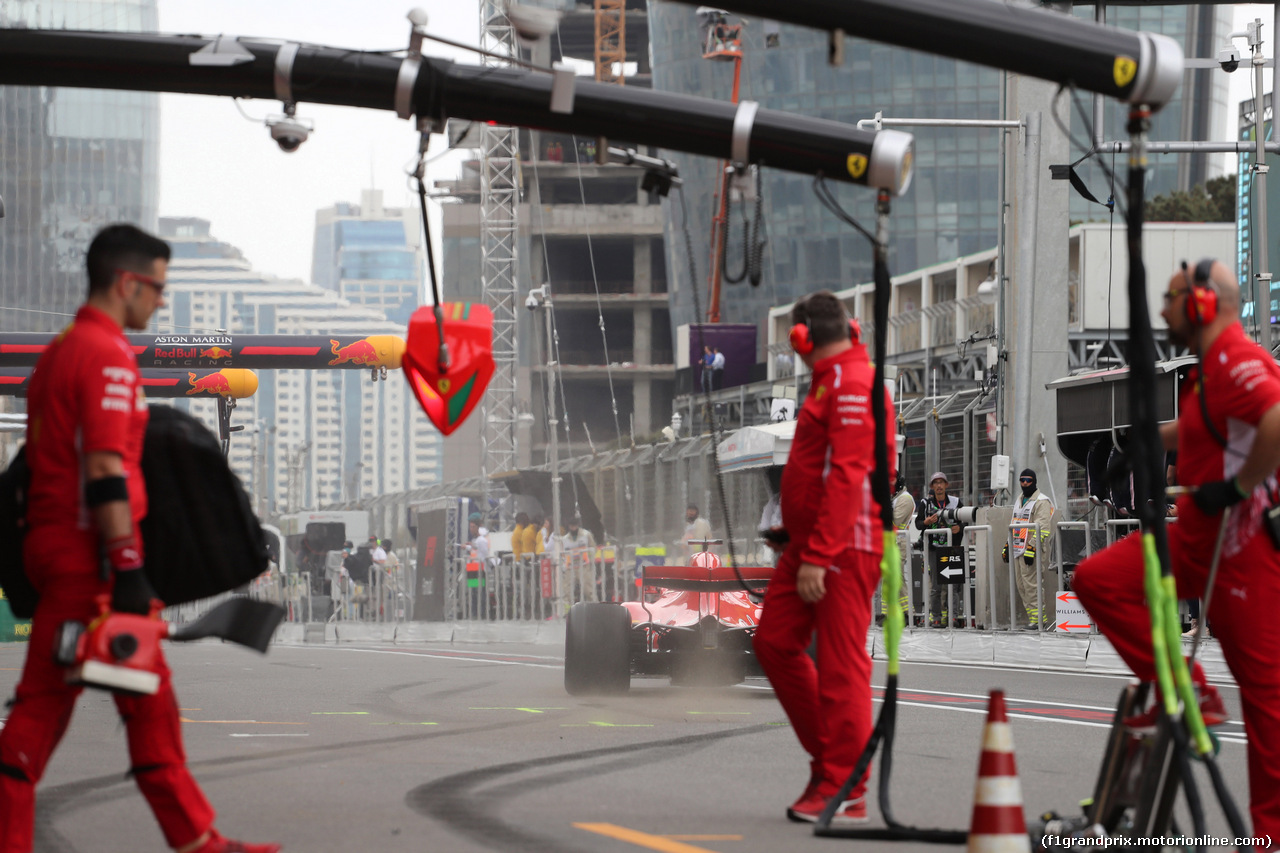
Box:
[155,537,1229,682]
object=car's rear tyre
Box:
[564,602,631,696]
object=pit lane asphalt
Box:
[0,640,1250,853]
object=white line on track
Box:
[275,646,1247,744]
[280,645,563,669]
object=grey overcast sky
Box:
[155,3,1275,285]
[157,0,481,285]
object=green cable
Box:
[881,531,903,678]
[1162,573,1214,755]
[1142,533,1176,718]
[1143,534,1215,756]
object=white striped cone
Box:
[968,690,1030,853]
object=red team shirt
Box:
[26,305,150,533]
[781,341,895,567]
[1175,322,1280,556]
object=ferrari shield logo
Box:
[846,154,868,180]
[438,378,451,394]
[1113,56,1137,89]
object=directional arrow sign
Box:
[1054,592,1094,633]
[940,567,965,579]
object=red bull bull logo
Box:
[326,336,404,368]
[199,346,232,359]
[186,371,232,396]
[329,338,379,366]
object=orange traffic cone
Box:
[968,690,1031,853]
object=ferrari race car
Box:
[563,551,772,695]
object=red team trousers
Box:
[0,531,214,853]
[1073,520,1280,840]
[753,546,881,800]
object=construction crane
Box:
[698,7,747,324]
[594,0,626,85]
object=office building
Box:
[0,0,160,333]
[156,217,442,513]
[312,189,424,325]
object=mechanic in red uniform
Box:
[1072,259,1280,839]
[754,291,894,825]
[0,225,280,853]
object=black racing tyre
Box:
[564,602,631,696]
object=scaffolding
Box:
[478,1,521,508]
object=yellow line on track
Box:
[574,823,724,853]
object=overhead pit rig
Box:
[0,3,1245,844]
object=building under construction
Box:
[437,0,673,479]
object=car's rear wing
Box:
[642,565,772,592]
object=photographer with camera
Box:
[1001,468,1055,631]
[915,472,964,628]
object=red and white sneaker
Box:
[191,829,282,853]
[786,792,869,825]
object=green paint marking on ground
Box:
[686,711,750,715]
[311,711,371,715]
[765,722,791,726]
[560,722,656,727]
[470,707,565,714]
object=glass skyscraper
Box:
[312,190,424,326]
[0,0,160,332]
[647,3,1230,333]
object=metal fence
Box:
[172,511,1155,635]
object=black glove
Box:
[1193,478,1248,515]
[1023,553,1035,566]
[1000,544,1009,563]
[111,568,158,615]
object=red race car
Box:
[563,551,772,695]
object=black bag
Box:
[138,405,270,606]
[0,448,37,619]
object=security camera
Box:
[525,292,540,311]
[266,112,313,153]
[1218,44,1241,73]
[506,3,561,44]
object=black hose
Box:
[722,166,766,287]
[674,187,760,602]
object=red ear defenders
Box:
[788,317,861,355]
[1181,258,1219,326]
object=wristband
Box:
[104,534,144,572]
[85,475,129,508]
